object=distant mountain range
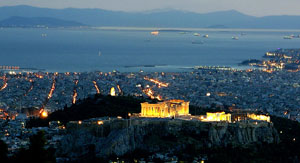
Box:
[0,16,84,27]
[0,5,300,29]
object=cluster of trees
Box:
[26,94,146,128]
[0,131,55,163]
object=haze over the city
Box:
[0,0,300,17]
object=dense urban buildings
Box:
[0,67,297,161]
[0,68,298,121]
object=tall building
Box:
[141,100,189,118]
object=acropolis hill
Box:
[58,98,278,158]
[64,117,279,158]
[24,94,283,161]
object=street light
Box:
[97,121,104,137]
[97,121,103,125]
[41,111,48,118]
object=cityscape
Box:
[1,1,300,162]
[0,66,299,120]
[0,65,299,162]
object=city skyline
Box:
[0,0,300,162]
[0,0,300,17]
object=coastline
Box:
[0,64,255,73]
[92,26,300,33]
[3,26,300,33]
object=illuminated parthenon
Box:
[141,100,189,118]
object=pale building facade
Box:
[201,112,232,122]
[141,100,189,117]
[247,113,270,122]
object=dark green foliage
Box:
[48,95,144,123]
[26,95,147,127]
[117,148,152,162]
[270,116,300,161]
[205,143,297,163]
[0,140,8,162]
[11,131,56,163]
[26,116,49,128]
[161,133,177,142]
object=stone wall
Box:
[59,118,279,159]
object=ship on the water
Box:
[193,33,200,36]
[151,31,159,35]
[283,36,293,39]
[232,36,239,40]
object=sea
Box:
[1,27,300,72]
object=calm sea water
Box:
[0,28,300,72]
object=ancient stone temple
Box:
[201,112,232,123]
[140,100,189,117]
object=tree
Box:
[0,140,8,161]
[13,130,56,163]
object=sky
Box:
[0,0,299,17]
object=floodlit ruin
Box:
[141,100,189,117]
[201,112,232,122]
[139,100,270,123]
[247,113,270,122]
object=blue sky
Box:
[0,0,299,17]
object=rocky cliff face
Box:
[57,119,279,159]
